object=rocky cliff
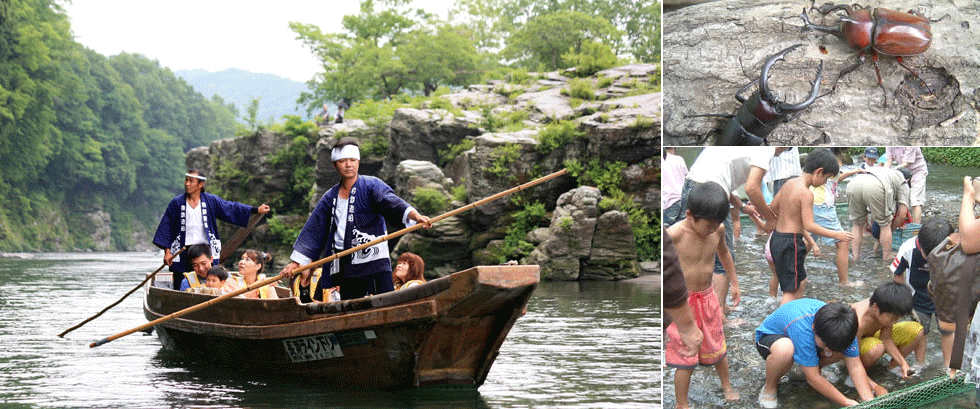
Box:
[187,64,661,281]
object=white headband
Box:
[185,173,207,181]
[331,145,360,162]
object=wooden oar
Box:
[90,168,568,348]
[59,246,188,338]
[220,212,265,263]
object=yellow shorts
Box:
[859,321,924,356]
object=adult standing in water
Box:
[280,138,431,300]
[885,147,928,223]
[153,170,271,290]
[846,166,912,261]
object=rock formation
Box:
[186,64,660,280]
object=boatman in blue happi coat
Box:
[153,170,271,290]
[280,138,431,300]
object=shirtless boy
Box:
[666,181,740,408]
[770,149,854,305]
[852,282,925,380]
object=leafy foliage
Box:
[503,10,620,71]
[0,0,244,250]
[497,201,549,262]
[412,187,449,215]
[922,148,980,167]
[291,0,481,109]
[536,121,585,155]
[563,40,619,77]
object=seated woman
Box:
[392,252,426,290]
[235,249,279,299]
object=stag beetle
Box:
[693,44,824,145]
[799,3,933,105]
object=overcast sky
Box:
[63,0,457,82]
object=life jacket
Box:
[183,272,204,290]
[395,279,425,291]
[240,274,275,299]
[292,268,322,301]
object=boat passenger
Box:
[236,249,278,299]
[152,169,270,290]
[279,138,431,300]
[205,265,230,294]
[178,244,213,291]
[393,252,426,290]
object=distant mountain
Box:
[176,68,311,123]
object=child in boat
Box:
[392,252,426,290]
[755,299,879,408]
[179,244,213,291]
[852,282,925,379]
[196,265,228,295]
[892,218,953,367]
[292,267,326,303]
[236,249,279,299]
[769,149,853,305]
[665,181,740,408]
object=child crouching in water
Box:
[666,181,740,408]
[755,300,879,408]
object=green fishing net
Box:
[847,373,974,408]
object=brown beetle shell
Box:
[839,7,931,56]
[842,7,875,51]
[872,8,931,56]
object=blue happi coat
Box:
[152,192,256,273]
[291,176,414,294]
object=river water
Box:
[0,253,659,408]
[664,162,980,408]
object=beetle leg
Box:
[734,78,760,103]
[895,56,936,96]
[821,52,865,99]
[814,3,851,15]
[870,52,889,107]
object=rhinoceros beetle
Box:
[687,44,824,145]
[799,2,933,106]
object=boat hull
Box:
[143,265,539,389]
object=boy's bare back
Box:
[667,221,725,293]
[773,177,812,235]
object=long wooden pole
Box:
[219,213,265,263]
[90,168,568,348]
[59,247,188,338]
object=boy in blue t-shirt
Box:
[891,217,954,366]
[754,299,879,408]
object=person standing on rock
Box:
[280,139,431,300]
[153,170,271,290]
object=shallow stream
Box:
[665,162,980,408]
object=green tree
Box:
[401,24,480,96]
[502,10,621,71]
[454,0,659,64]
[292,0,483,108]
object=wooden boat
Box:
[143,265,539,389]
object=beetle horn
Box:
[778,60,824,112]
[759,44,802,103]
